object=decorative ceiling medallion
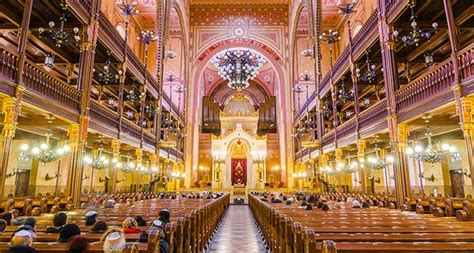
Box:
[233,27,245,37]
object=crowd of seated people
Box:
[255,192,372,211]
[0,191,226,253]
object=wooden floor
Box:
[208,205,267,253]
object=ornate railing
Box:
[458,43,474,82]
[358,98,387,129]
[143,130,157,147]
[0,48,18,82]
[22,61,80,110]
[336,117,357,140]
[322,131,335,147]
[89,100,120,129]
[122,119,142,140]
[396,58,455,111]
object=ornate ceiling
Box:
[191,0,289,4]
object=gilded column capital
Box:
[397,123,410,148]
[68,124,80,147]
[2,97,18,137]
[335,148,343,162]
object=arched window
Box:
[116,25,126,40]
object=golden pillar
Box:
[134,148,143,192]
[459,97,474,191]
[0,96,22,197]
[397,123,411,197]
[65,124,79,197]
[357,139,367,193]
[110,140,120,193]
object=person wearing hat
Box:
[85,211,98,226]
[58,223,81,243]
[46,212,67,233]
[8,230,36,253]
[134,216,147,227]
[352,200,361,209]
[69,236,89,253]
[137,220,170,253]
[90,221,108,233]
[158,209,170,226]
[103,231,126,253]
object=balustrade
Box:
[89,100,120,129]
[396,58,455,111]
[22,61,80,111]
[0,49,18,82]
[458,43,474,82]
[358,98,387,130]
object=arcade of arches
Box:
[0,0,474,252]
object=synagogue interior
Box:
[0,0,473,252]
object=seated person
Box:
[10,210,23,226]
[137,220,170,253]
[90,221,108,233]
[352,200,361,208]
[0,219,7,232]
[46,212,67,233]
[69,236,89,253]
[104,199,116,209]
[283,200,293,208]
[103,231,126,253]
[362,201,370,208]
[85,211,98,226]
[271,197,283,203]
[158,209,171,227]
[8,230,36,253]
[15,217,37,236]
[58,224,81,243]
[122,217,141,234]
[321,203,330,212]
[305,204,313,211]
[134,216,147,227]
[334,202,343,209]
[0,212,12,225]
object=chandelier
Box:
[116,0,139,16]
[98,52,120,85]
[211,48,266,90]
[341,157,359,174]
[367,138,393,170]
[406,114,458,164]
[38,2,81,48]
[392,0,438,47]
[164,50,177,60]
[300,49,314,58]
[338,76,353,103]
[300,71,313,81]
[356,50,377,83]
[84,140,110,170]
[126,78,140,105]
[322,99,332,118]
[19,115,70,163]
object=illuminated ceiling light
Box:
[44,53,55,69]
[392,1,438,47]
[38,1,81,48]
[406,114,458,164]
[356,50,377,83]
[20,115,70,163]
[211,48,266,90]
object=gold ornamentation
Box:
[68,124,80,147]
[2,97,17,137]
[397,123,409,148]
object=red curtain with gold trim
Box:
[231,159,247,185]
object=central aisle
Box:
[208,205,267,253]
